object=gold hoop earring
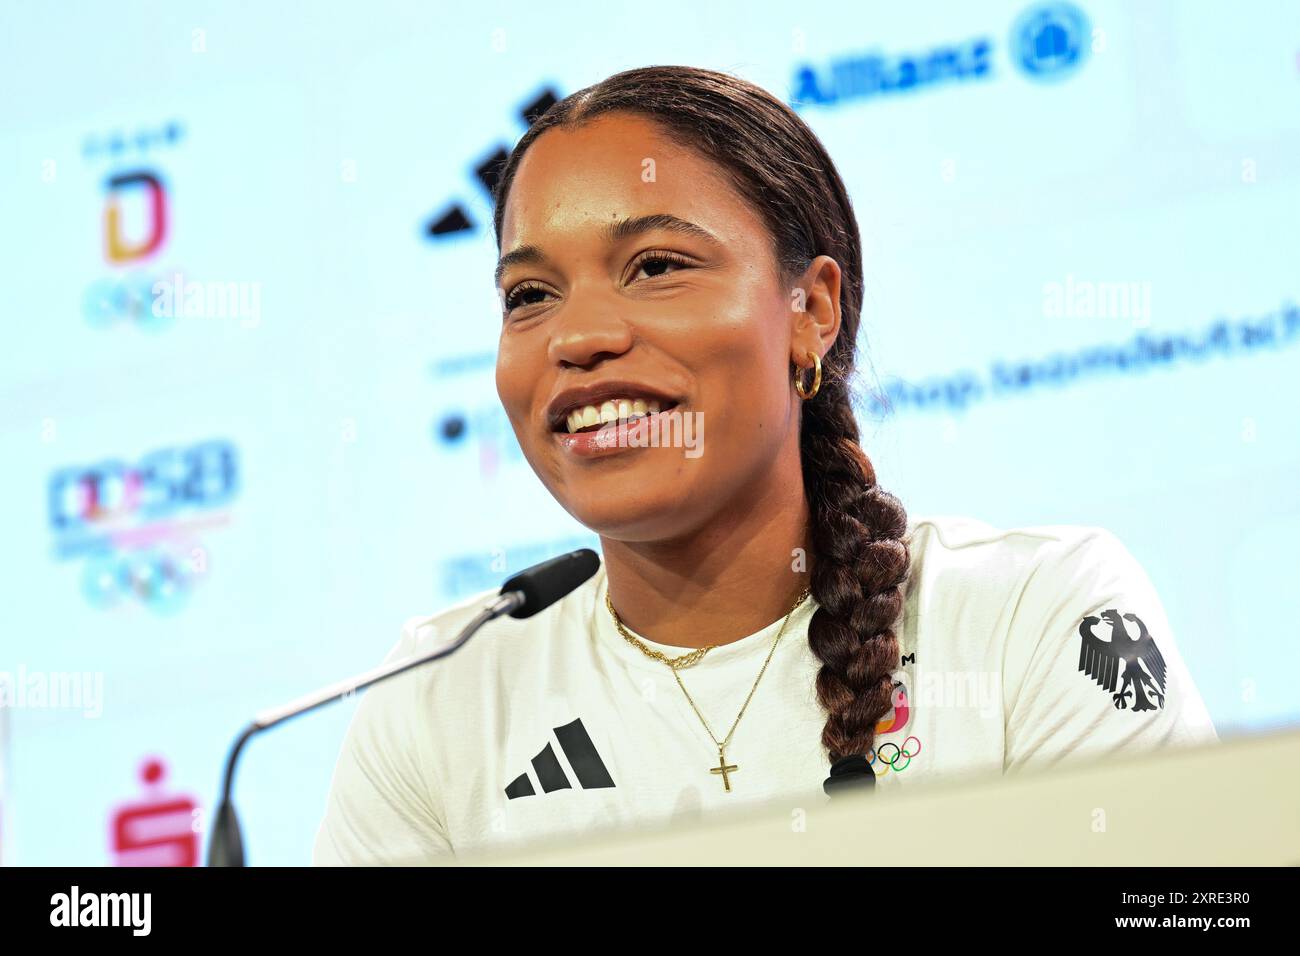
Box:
[794,350,822,400]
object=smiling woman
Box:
[312,65,1217,865]
[489,75,904,762]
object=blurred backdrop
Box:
[1,0,1297,865]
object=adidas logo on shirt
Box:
[505,717,616,798]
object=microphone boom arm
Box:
[208,589,524,865]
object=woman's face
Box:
[495,111,826,541]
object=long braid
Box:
[801,365,910,761]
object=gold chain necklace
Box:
[604,584,812,792]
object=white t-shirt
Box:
[312,514,1218,865]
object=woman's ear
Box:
[788,254,842,365]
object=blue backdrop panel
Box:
[0,0,1296,864]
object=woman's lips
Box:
[553,405,685,459]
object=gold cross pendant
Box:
[710,746,738,792]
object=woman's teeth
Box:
[565,398,664,434]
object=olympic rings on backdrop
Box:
[81,547,193,614]
[869,736,922,773]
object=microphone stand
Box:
[207,590,524,867]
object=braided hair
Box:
[491,65,911,768]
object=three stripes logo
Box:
[423,86,562,241]
[504,717,616,799]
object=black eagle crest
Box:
[1077,609,1167,712]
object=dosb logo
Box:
[47,439,239,612]
[1012,2,1090,81]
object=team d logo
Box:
[1077,609,1168,713]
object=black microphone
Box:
[207,547,600,866]
[499,547,601,618]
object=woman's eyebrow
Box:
[606,213,721,247]
[495,213,721,286]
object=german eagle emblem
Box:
[1077,609,1167,712]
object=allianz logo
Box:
[791,2,1091,108]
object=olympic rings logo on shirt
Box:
[869,736,922,772]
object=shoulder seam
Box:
[910,515,1107,552]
